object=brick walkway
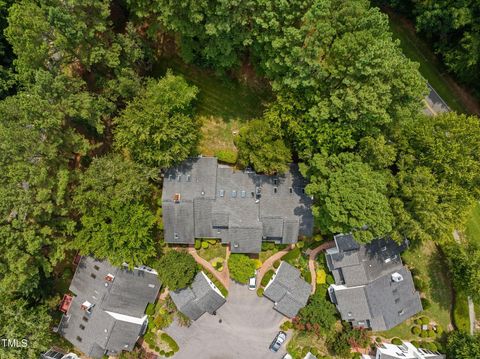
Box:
[187,246,231,289]
[256,244,294,288]
[308,241,335,294]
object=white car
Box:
[248,270,257,290]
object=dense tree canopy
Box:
[304,153,394,243]
[296,287,337,333]
[73,155,157,267]
[446,331,480,358]
[154,250,198,291]
[114,72,199,168]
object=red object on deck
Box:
[60,294,73,313]
[73,253,81,266]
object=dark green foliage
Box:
[194,239,201,250]
[155,251,198,291]
[304,153,393,243]
[273,260,280,269]
[146,303,156,316]
[262,242,276,251]
[114,73,199,169]
[215,149,237,164]
[257,287,264,297]
[421,298,431,310]
[326,274,335,285]
[261,270,275,287]
[391,337,402,345]
[411,326,421,335]
[420,316,430,325]
[328,325,370,358]
[446,331,480,358]
[235,118,292,175]
[296,288,337,333]
[228,254,256,284]
[302,270,312,284]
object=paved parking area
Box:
[165,282,288,359]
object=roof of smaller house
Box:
[263,262,312,318]
[59,257,160,358]
[170,272,226,321]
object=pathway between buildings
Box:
[468,296,476,335]
[187,246,231,289]
[256,245,294,288]
[308,241,335,294]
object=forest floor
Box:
[151,57,272,157]
[383,7,480,115]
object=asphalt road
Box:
[165,282,288,359]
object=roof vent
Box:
[80,301,94,313]
[392,272,404,282]
[105,273,115,282]
[384,257,392,264]
[233,242,239,248]
[174,193,181,203]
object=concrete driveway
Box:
[165,282,288,359]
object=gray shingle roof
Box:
[326,235,422,331]
[58,257,160,358]
[162,157,314,253]
[170,272,226,321]
[263,262,312,318]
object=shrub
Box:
[411,326,421,335]
[420,316,430,325]
[282,247,301,262]
[145,303,156,316]
[414,277,426,291]
[159,350,165,355]
[262,242,275,251]
[303,270,312,284]
[257,287,264,297]
[411,341,419,348]
[273,260,281,269]
[421,298,431,310]
[201,241,209,249]
[297,241,305,249]
[280,321,292,331]
[194,239,201,250]
[414,318,422,325]
[375,337,382,343]
[420,331,428,338]
[435,325,444,335]
[391,338,403,345]
[165,352,173,357]
[160,333,179,352]
[316,269,326,284]
[326,274,335,285]
[428,329,436,338]
[228,254,256,284]
[261,270,275,287]
[215,149,237,164]
[313,235,323,242]
[424,342,437,351]
[254,259,262,269]
[207,238,217,245]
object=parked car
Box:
[269,331,287,352]
[248,270,257,290]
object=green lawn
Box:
[377,240,452,340]
[197,241,227,262]
[384,8,471,114]
[151,56,273,156]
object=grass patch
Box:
[377,240,452,340]
[384,7,470,114]
[197,241,226,262]
[151,56,273,156]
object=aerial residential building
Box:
[170,271,226,320]
[57,257,161,358]
[162,157,313,253]
[263,261,312,318]
[326,234,422,331]
[362,340,445,359]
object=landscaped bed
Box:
[195,239,226,262]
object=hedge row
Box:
[160,333,179,352]
[204,270,228,297]
[261,270,275,287]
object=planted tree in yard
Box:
[303,152,393,243]
[155,251,198,291]
[296,288,337,334]
[114,72,199,169]
[235,116,292,175]
[228,254,256,284]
